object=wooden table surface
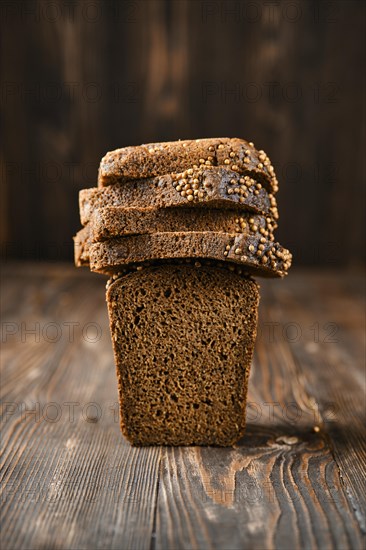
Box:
[1,263,365,550]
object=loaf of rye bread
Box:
[106,264,259,446]
[80,167,278,226]
[86,232,292,277]
[98,137,278,193]
[74,136,293,447]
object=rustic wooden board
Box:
[1,264,365,549]
[0,264,161,550]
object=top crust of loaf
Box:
[98,137,278,193]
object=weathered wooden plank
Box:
[1,265,365,550]
[155,270,365,550]
[265,271,366,534]
[1,265,161,550]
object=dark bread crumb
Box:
[106,264,259,446]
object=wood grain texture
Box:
[1,0,365,264]
[266,273,366,534]
[1,264,365,550]
[0,264,161,550]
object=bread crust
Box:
[88,231,291,278]
[81,166,278,226]
[98,138,278,193]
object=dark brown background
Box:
[1,0,365,265]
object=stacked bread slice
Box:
[74,138,292,446]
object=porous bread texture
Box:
[106,264,259,446]
[88,231,292,278]
[80,166,278,226]
[98,137,278,193]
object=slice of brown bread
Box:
[106,264,259,446]
[80,166,278,226]
[98,137,278,193]
[74,209,276,266]
[88,232,292,277]
[89,207,277,242]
